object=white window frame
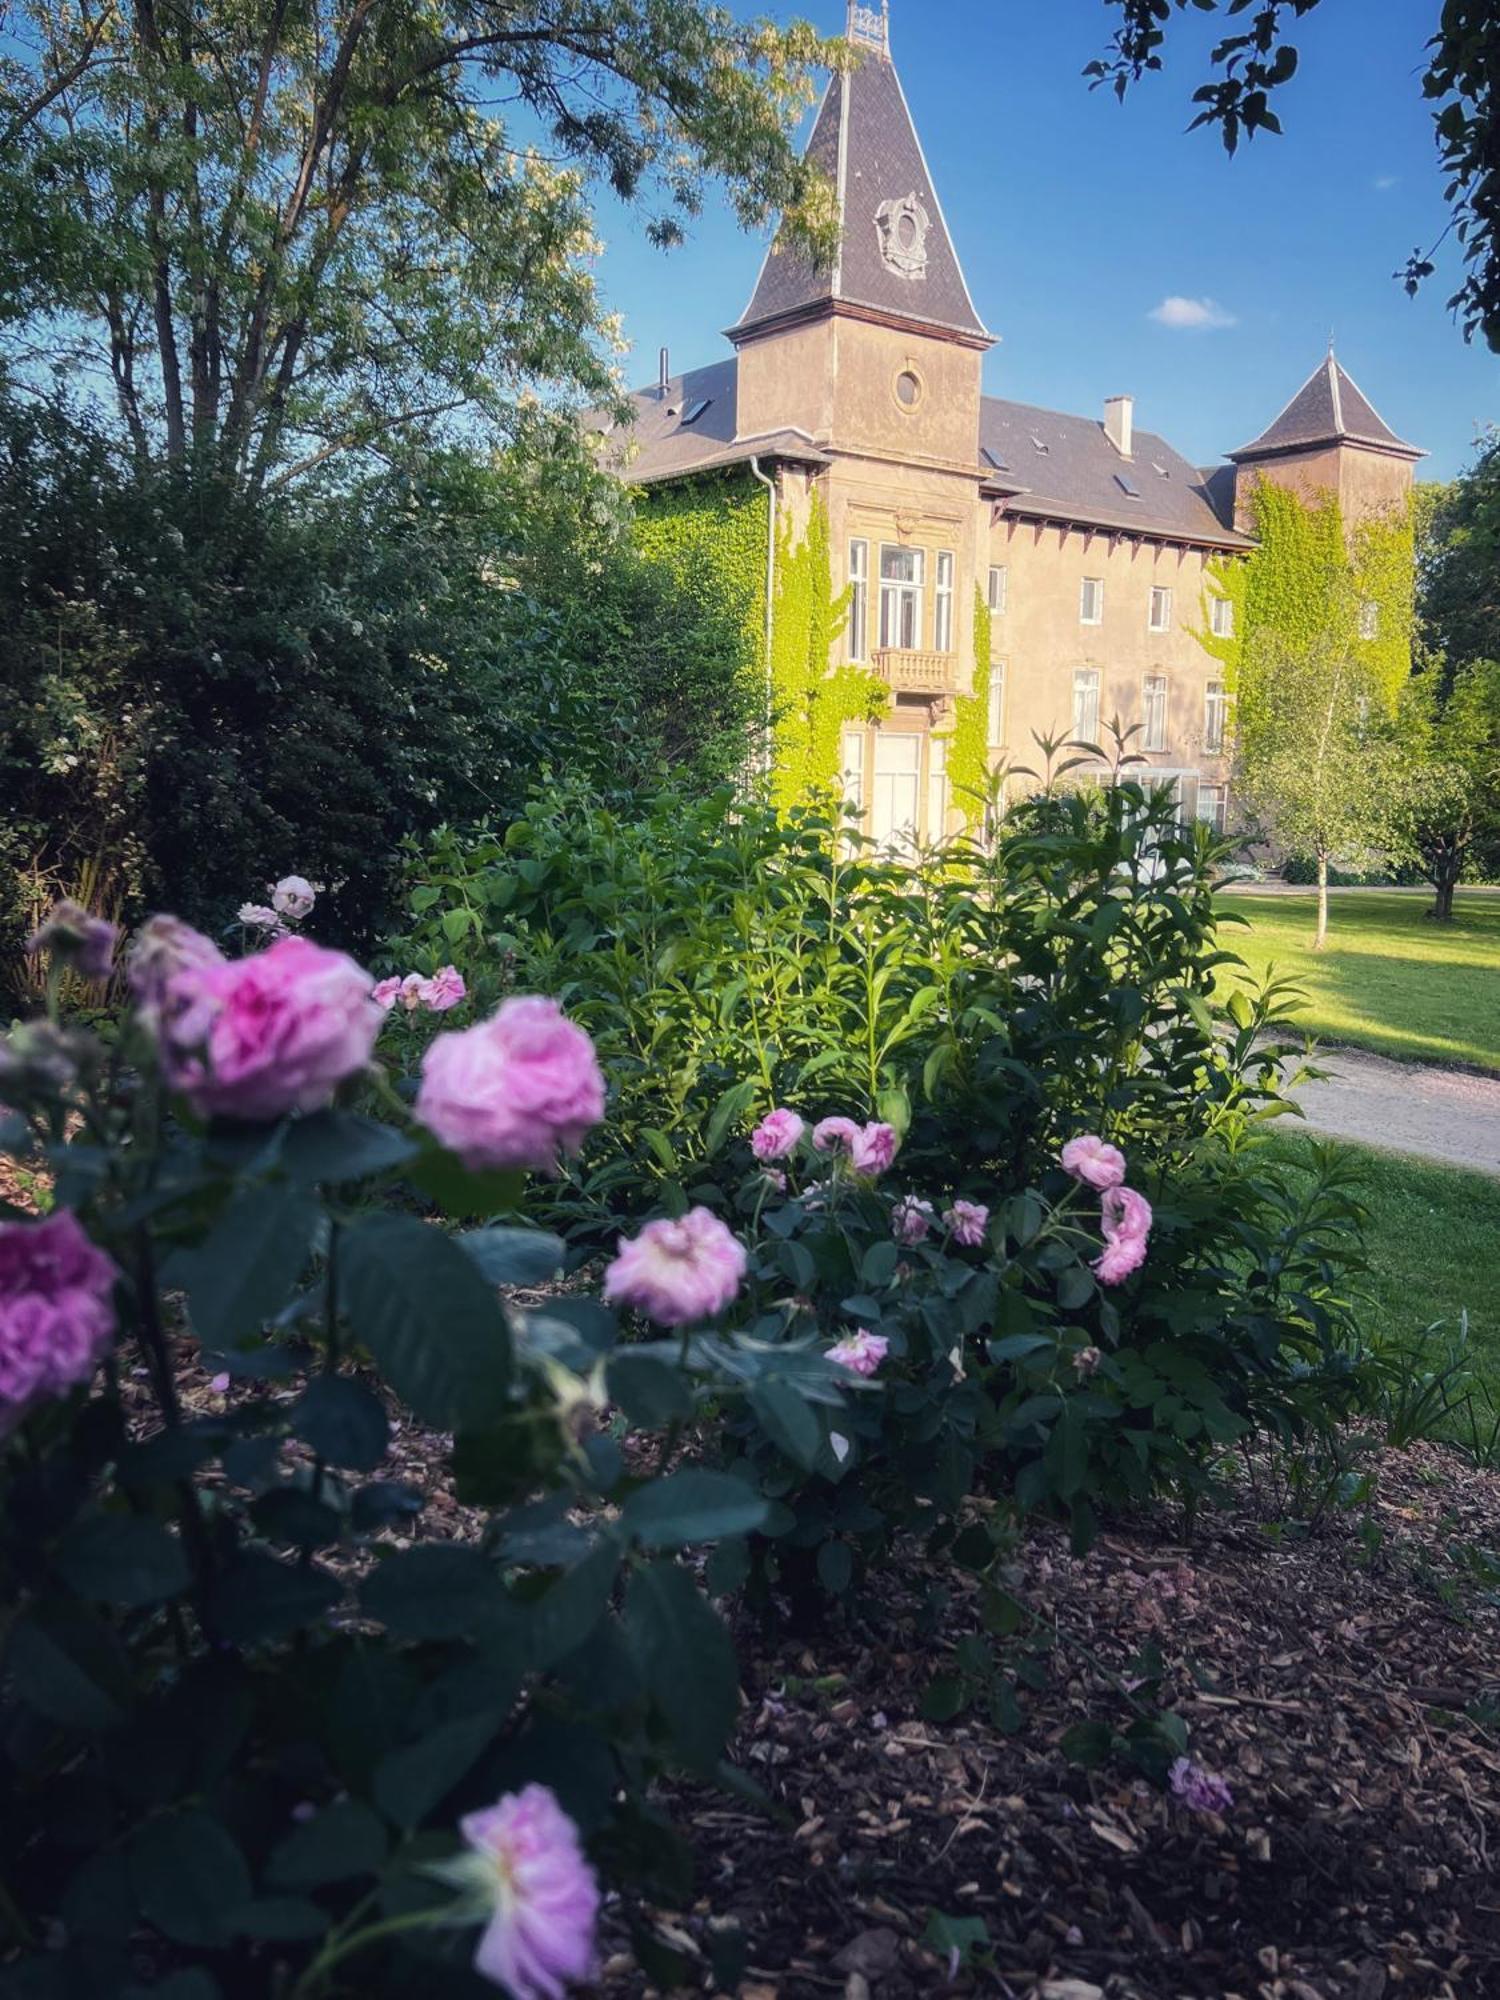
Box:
[1358,599,1380,641]
[926,735,950,844]
[848,539,870,662]
[1149,585,1173,634]
[1142,672,1169,753]
[879,544,925,652]
[1209,595,1234,639]
[841,728,866,818]
[871,730,922,851]
[934,550,955,653]
[1196,782,1228,835]
[987,564,1009,616]
[1204,680,1228,755]
[987,660,1006,749]
[1072,667,1101,744]
[1080,576,1104,626]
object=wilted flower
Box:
[891,1195,934,1246]
[415,997,605,1173]
[420,965,467,1013]
[1168,1756,1233,1815]
[372,976,404,1012]
[271,875,317,921]
[828,1328,890,1378]
[26,900,118,982]
[811,1115,861,1156]
[761,1168,788,1194]
[850,1121,898,1176]
[237,903,283,933]
[603,1207,746,1328]
[0,1210,117,1431]
[943,1199,990,1247]
[158,934,383,1122]
[1101,1184,1153,1244]
[751,1107,804,1161]
[128,916,224,1032]
[1061,1134,1127,1190]
[1072,1345,1103,1377]
[436,1786,599,1999]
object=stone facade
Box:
[607,4,1423,848]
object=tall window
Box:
[934,550,955,652]
[871,732,921,850]
[879,545,925,651]
[841,729,866,822]
[848,540,870,661]
[1204,680,1228,754]
[927,736,950,844]
[1209,595,1234,639]
[1358,599,1381,641]
[1149,585,1173,633]
[1080,577,1104,626]
[1142,673,1168,752]
[987,661,1007,748]
[1197,782,1228,835]
[1072,667,1101,743]
[988,565,1009,616]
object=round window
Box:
[895,369,922,410]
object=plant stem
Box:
[290,1906,449,1996]
[132,1224,217,1628]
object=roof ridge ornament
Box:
[847,0,890,57]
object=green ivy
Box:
[943,587,993,825]
[632,470,770,705]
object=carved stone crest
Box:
[875,192,930,281]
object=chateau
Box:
[608,2,1424,847]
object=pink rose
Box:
[850,1121,898,1176]
[891,1196,934,1246]
[160,934,383,1122]
[603,1207,746,1328]
[751,1107,804,1161]
[1061,1134,1127,1190]
[0,1210,117,1430]
[1101,1185,1153,1245]
[271,875,317,921]
[398,972,427,1012]
[420,965,467,1013]
[943,1199,990,1247]
[453,1786,600,1999]
[26,900,118,982]
[372,976,403,1012]
[811,1116,861,1156]
[1093,1233,1148,1286]
[828,1328,890,1378]
[128,917,224,1032]
[415,996,605,1173]
[237,903,283,934]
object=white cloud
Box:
[1148,295,1239,332]
[1374,174,1400,192]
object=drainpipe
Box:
[748,456,777,784]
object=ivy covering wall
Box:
[942,587,993,826]
[1202,477,1417,746]
[632,470,770,722]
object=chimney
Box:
[1104,394,1134,459]
[658,347,671,400]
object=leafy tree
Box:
[0,0,834,491]
[1392,657,1500,919]
[1088,2,1500,348]
[1235,631,1403,949]
[1421,429,1500,680]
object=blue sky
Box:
[590,0,1497,481]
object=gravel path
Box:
[1289,1043,1500,1176]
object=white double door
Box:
[869,730,947,852]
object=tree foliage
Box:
[1088,1,1500,349]
[1393,657,1500,917]
[0,0,835,490]
[1421,427,1500,681]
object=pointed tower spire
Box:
[1230,352,1422,463]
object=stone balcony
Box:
[871,648,958,694]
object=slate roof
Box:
[1231,354,1424,462]
[979,399,1254,550]
[594,359,828,485]
[730,42,990,345]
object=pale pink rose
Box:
[811,1116,861,1156]
[420,965,467,1013]
[603,1207,746,1328]
[399,972,427,1012]
[1061,1134,1127,1190]
[160,934,383,1122]
[828,1328,890,1378]
[1101,1184,1153,1245]
[1072,1346,1103,1378]
[850,1121,898,1176]
[271,875,317,921]
[372,976,404,1012]
[891,1196,934,1246]
[456,1786,599,1998]
[943,1199,990,1247]
[761,1168,788,1194]
[415,997,605,1173]
[751,1107,804,1161]
[1093,1233,1148,1286]
[1169,1756,1233,1815]
[26,900,118,982]
[237,903,282,933]
[128,917,224,1032]
[0,1210,117,1430]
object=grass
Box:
[1263,1131,1500,1414]
[1217,888,1500,1073]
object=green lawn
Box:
[1218,888,1500,1072]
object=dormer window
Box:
[680,398,711,425]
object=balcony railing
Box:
[871,648,956,693]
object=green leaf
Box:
[408,1147,526,1222]
[607,1353,694,1427]
[1057,1264,1095,1313]
[282,1112,417,1185]
[750,1379,822,1471]
[621,1470,769,1550]
[705,1078,759,1157]
[816,1539,853,1595]
[7,1601,131,1731]
[184,1184,322,1348]
[207,1552,340,1645]
[341,1212,512,1429]
[528,1542,620,1671]
[373,1708,505,1829]
[456,1224,565,1287]
[923,1911,988,1968]
[267,1801,388,1890]
[639,1127,678,1173]
[360,1545,504,1640]
[626,1561,740,1771]
[129,1810,251,1948]
[232,1898,329,1942]
[55,1516,191,1609]
[919,1675,969,1723]
[860,1240,899,1288]
[441,905,474,944]
[1060,1719,1116,1767]
[291,1374,389,1471]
